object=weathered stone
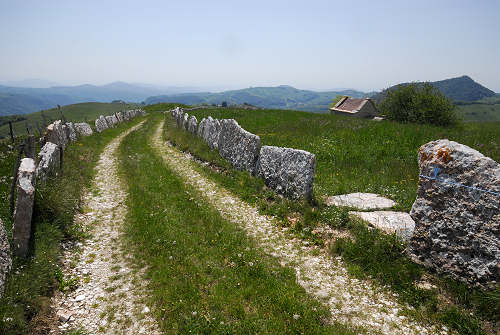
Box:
[74,123,93,137]
[36,142,60,182]
[188,115,198,135]
[176,111,184,128]
[65,122,77,142]
[182,113,189,131]
[256,145,316,199]
[408,139,500,288]
[197,118,207,137]
[115,112,124,123]
[0,219,11,298]
[203,117,221,150]
[43,120,68,149]
[218,119,260,172]
[326,193,396,210]
[95,115,108,133]
[350,211,415,241]
[12,158,36,258]
[105,115,118,127]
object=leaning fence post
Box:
[10,142,25,216]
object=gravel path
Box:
[151,120,451,335]
[51,121,161,335]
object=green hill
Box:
[0,101,138,139]
[145,85,370,112]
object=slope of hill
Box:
[145,85,369,112]
[0,82,167,116]
[372,76,496,104]
[0,101,138,138]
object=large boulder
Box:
[256,146,316,199]
[36,142,60,182]
[188,116,198,135]
[203,117,221,150]
[74,123,93,137]
[65,122,77,142]
[0,219,11,298]
[218,119,260,173]
[12,158,36,258]
[42,120,68,150]
[408,139,500,288]
[95,115,108,133]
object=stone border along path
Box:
[51,121,161,335]
[151,120,451,335]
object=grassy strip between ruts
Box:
[159,112,498,335]
[118,114,360,334]
[0,116,146,335]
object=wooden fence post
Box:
[8,121,14,143]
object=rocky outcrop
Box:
[218,119,260,173]
[12,158,37,258]
[408,139,500,288]
[0,219,11,297]
[188,116,198,135]
[95,116,108,133]
[65,122,77,142]
[256,145,315,199]
[36,142,60,182]
[74,123,93,137]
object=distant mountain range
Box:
[0,75,497,116]
[371,75,496,104]
[145,86,372,112]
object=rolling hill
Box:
[145,85,371,112]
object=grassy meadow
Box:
[149,104,499,335]
[0,117,145,335]
[0,102,139,139]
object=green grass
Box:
[153,104,499,334]
[458,103,500,122]
[0,102,139,139]
[117,114,358,334]
[0,116,145,335]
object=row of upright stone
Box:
[95,109,145,133]
[170,107,316,200]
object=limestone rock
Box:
[0,219,11,298]
[36,142,60,182]
[105,115,118,128]
[256,145,316,199]
[326,193,396,210]
[202,117,221,150]
[197,118,207,137]
[74,122,93,137]
[408,139,500,288]
[176,111,184,128]
[115,112,124,123]
[12,158,36,258]
[65,122,77,142]
[218,119,260,173]
[182,113,189,131]
[95,116,108,133]
[43,120,68,150]
[188,115,198,135]
[350,211,415,241]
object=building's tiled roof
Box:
[330,97,373,113]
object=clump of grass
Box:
[118,114,357,334]
[0,117,145,335]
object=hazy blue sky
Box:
[1,0,499,92]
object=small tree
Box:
[221,101,228,107]
[378,83,459,126]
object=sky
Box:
[0,0,499,92]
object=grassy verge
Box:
[158,111,498,335]
[0,117,145,335]
[117,114,359,334]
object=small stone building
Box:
[329,97,378,118]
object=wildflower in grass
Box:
[248,262,254,266]
[192,311,197,316]
[293,314,300,320]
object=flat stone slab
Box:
[326,193,396,210]
[349,211,415,241]
[36,142,60,182]
[218,119,260,173]
[95,115,108,133]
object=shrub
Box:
[378,83,460,126]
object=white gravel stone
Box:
[326,192,396,210]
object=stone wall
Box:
[0,218,11,297]
[408,139,499,288]
[168,107,316,199]
[256,146,316,200]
